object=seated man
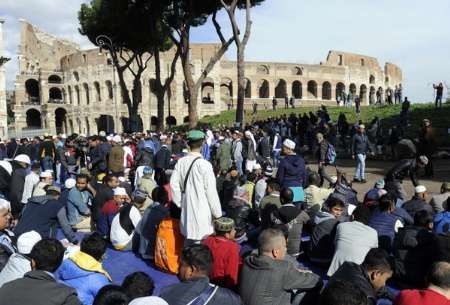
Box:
[308,198,344,264]
[240,228,322,305]
[304,172,333,216]
[402,185,434,219]
[14,186,65,239]
[434,198,450,234]
[394,261,450,305]
[203,217,241,289]
[393,210,437,287]
[159,245,242,305]
[110,192,143,251]
[0,198,15,272]
[122,271,155,300]
[368,193,404,252]
[0,238,81,305]
[270,188,310,257]
[328,206,378,276]
[97,187,127,238]
[67,174,93,230]
[319,280,368,305]
[0,231,41,287]
[32,170,54,197]
[429,182,450,213]
[328,248,395,305]
[57,233,111,305]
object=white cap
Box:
[106,135,113,141]
[358,124,365,129]
[160,134,168,141]
[118,176,126,183]
[414,185,427,193]
[244,130,252,137]
[61,134,67,139]
[218,136,225,141]
[419,155,429,165]
[114,187,127,196]
[40,170,53,178]
[0,198,10,210]
[0,160,13,175]
[14,154,31,165]
[283,139,296,150]
[17,231,42,254]
[112,135,122,143]
[253,164,262,170]
[64,178,76,189]
[129,296,169,305]
[99,131,106,137]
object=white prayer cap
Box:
[99,131,106,137]
[64,178,77,189]
[283,139,296,150]
[129,296,169,305]
[414,185,427,193]
[0,160,13,175]
[17,231,42,254]
[114,187,127,196]
[40,170,53,178]
[112,135,122,143]
[14,154,31,165]
[0,198,10,210]
[358,124,365,129]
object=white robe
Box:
[170,152,222,240]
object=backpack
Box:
[325,143,337,164]
[434,212,450,234]
[154,218,184,274]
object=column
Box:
[317,85,323,100]
[331,84,336,101]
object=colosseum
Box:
[10,20,402,136]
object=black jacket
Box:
[351,133,369,155]
[9,162,27,218]
[160,276,242,305]
[393,226,436,287]
[329,262,394,305]
[134,147,154,168]
[38,140,57,161]
[0,270,81,305]
[155,146,171,170]
[257,136,271,159]
[402,197,434,219]
[386,159,419,186]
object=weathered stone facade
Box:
[0,20,8,139]
[12,21,402,135]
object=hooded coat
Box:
[276,154,306,188]
[308,211,339,263]
[57,251,111,305]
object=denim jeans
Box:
[235,159,243,176]
[41,156,54,172]
[355,153,366,180]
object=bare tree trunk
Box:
[236,48,245,124]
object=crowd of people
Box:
[0,104,448,305]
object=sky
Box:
[1,0,450,102]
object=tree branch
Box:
[163,48,181,91]
[242,0,253,47]
[212,11,226,44]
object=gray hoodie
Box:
[0,253,31,287]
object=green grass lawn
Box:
[199,103,450,146]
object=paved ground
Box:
[305,158,450,201]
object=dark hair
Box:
[181,245,213,274]
[188,139,203,150]
[327,198,345,209]
[31,163,41,170]
[414,210,433,227]
[352,205,371,225]
[76,173,89,182]
[152,186,168,204]
[122,272,155,299]
[308,172,321,187]
[427,261,450,289]
[80,232,107,261]
[266,178,280,192]
[247,172,256,183]
[30,238,65,272]
[104,174,117,184]
[169,203,181,219]
[379,194,395,212]
[319,280,367,305]
[446,198,450,212]
[93,285,129,305]
[362,248,393,273]
[280,187,293,205]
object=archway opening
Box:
[307,80,318,99]
[220,78,233,104]
[49,87,63,103]
[25,79,40,104]
[201,78,215,104]
[96,115,115,134]
[275,79,287,98]
[360,84,368,104]
[26,109,42,129]
[336,82,345,99]
[369,75,375,84]
[94,82,101,101]
[55,108,67,134]
[292,81,302,99]
[244,79,251,98]
[166,116,177,127]
[322,82,332,100]
[105,81,113,99]
[183,116,189,124]
[349,83,357,95]
[48,75,62,84]
[258,80,269,98]
[83,83,90,105]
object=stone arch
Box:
[275,79,287,98]
[360,84,368,104]
[220,78,233,102]
[369,75,375,84]
[69,119,74,134]
[26,108,42,129]
[93,81,101,102]
[55,108,67,134]
[292,81,302,99]
[85,117,90,135]
[201,77,215,104]
[49,87,62,102]
[369,86,376,104]
[183,116,189,123]
[166,116,177,127]
[96,115,114,134]
[48,75,62,84]
[76,118,82,134]
[336,82,345,99]
[322,81,332,100]
[105,81,113,99]
[150,116,159,126]
[83,83,90,105]
[307,80,318,99]
[258,79,269,98]
[349,83,357,94]
[244,78,251,98]
[256,65,269,75]
[68,86,73,104]
[25,79,40,104]
[73,71,79,82]
[292,66,303,76]
[74,85,80,105]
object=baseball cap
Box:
[187,130,205,141]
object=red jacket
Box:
[203,235,242,289]
[394,289,450,305]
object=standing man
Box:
[231,131,244,176]
[355,95,361,116]
[154,135,172,185]
[170,130,222,245]
[418,119,436,178]
[290,96,295,109]
[351,124,369,183]
[38,135,56,172]
[284,95,289,109]
[272,96,277,111]
[433,82,444,108]
[108,135,124,176]
[316,133,333,186]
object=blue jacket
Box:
[276,154,306,188]
[57,254,110,305]
[369,211,400,244]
